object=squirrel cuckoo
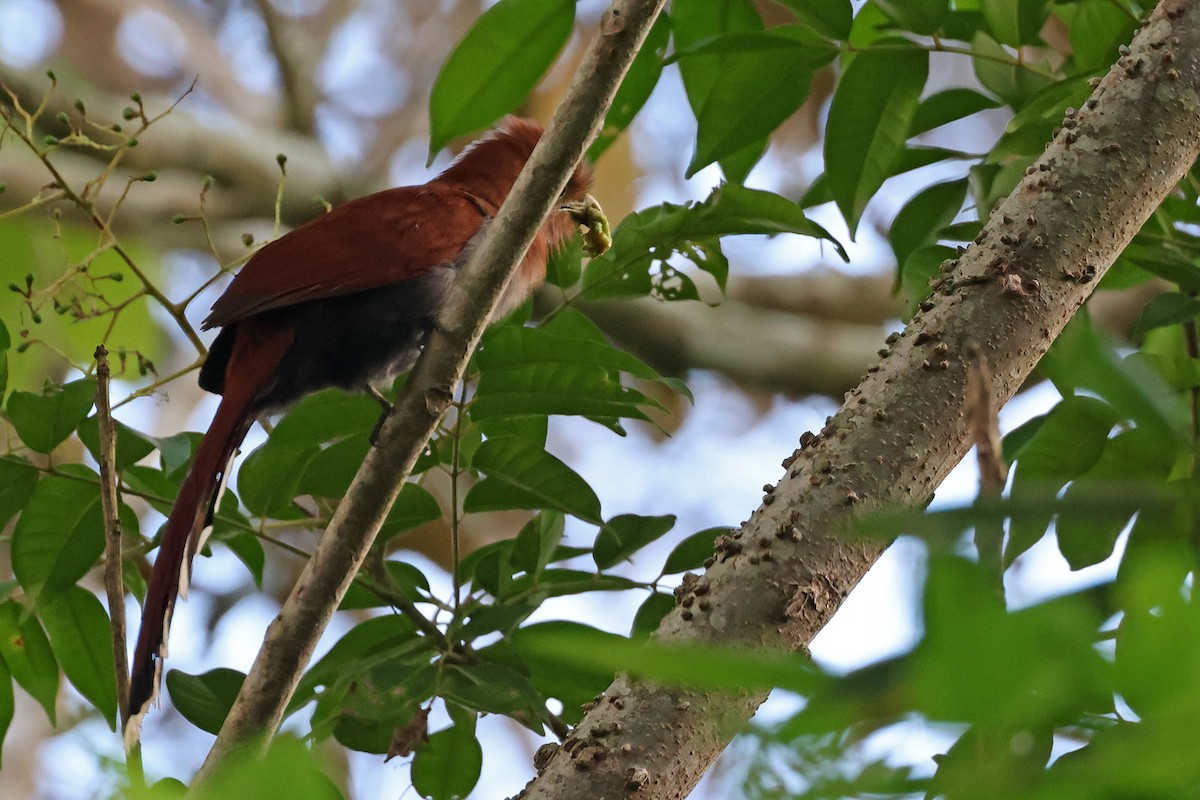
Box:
[126,118,604,738]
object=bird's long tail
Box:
[125,322,293,745]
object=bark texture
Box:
[519,2,1200,798]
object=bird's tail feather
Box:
[125,322,293,746]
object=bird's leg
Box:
[366,386,393,446]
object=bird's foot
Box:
[366,386,393,446]
[561,194,611,257]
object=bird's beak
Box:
[561,193,612,257]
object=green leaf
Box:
[1041,313,1190,451]
[1120,240,1200,292]
[0,600,58,724]
[632,591,675,638]
[1117,503,1194,616]
[213,529,265,588]
[191,735,342,800]
[297,615,419,703]
[511,511,565,577]
[662,527,731,574]
[138,777,188,798]
[442,661,545,730]
[517,624,817,692]
[899,244,957,317]
[504,568,640,600]
[1069,0,1137,72]
[715,138,769,185]
[123,558,147,605]
[846,0,891,49]
[1132,293,1200,340]
[1005,396,1120,564]
[802,146,971,209]
[971,31,1054,110]
[672,0,763,101]
[339,561,431,610]
[6,378,96,454]
[776,0,852,38]
[825,39,928,235]
[428,0,574,157]
[1001,412,1048,464]
[473,316,677,427]
[39,586,117,727]
[853,491,1157,551]
[459,603,537,640]
[583,183,845,301]
[988,73,1092,164]
[76,415,157,471]
[671,0,766,181]
[464,436,601,522]
[296,436,370,499]
[982,0,1049,47]
[11,468,103,604]
[588,15,670,161]
[893,145,970,176]
[939,220,983,243]
[683,28,837,176]
[322,660,435,754]
[909,88,1002,136]
[479,316,669,379]
[509,622,614,724]
[153,431,202,476]
[270,389,379,447]
[1115,589,1200,723]
[462,540,515,598]
[378,483,443,541]
[1141,324,1200,393]
[0,657,12,768]
[166,668,246,735]
[889,179,969,271]
[872,0,949,35]
[238,440,320,517]
[594,514,676,569]
[914,556,1109,729]
[545,236,584,289]
[411,723,483,800]
[1057,429,1170,570]
[470,377,647,434]
[0,457,38,529]
[0,318,9,399]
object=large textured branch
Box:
[195,0,667,780]
[519,3,1200,798]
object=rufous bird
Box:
[126,117,608,740]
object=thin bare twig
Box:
[0,79,208,355]
[965,343,1008,591]
[363,550,450,650]
[93,346,134,732]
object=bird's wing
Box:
[203,184,489,329]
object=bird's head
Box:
[439,117,609,256]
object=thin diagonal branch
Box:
[195,0,667,780]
